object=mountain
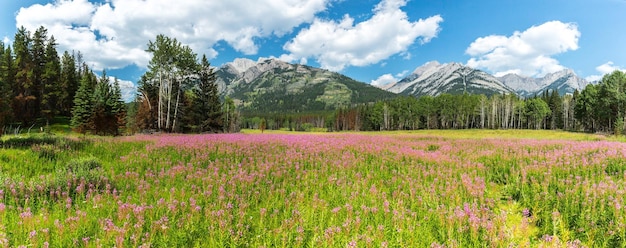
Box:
[215,58,397,113]
[498,69,589,97]
[384,61,514,96]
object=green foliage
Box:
[576,71,626,133]
[187,55,222,133]
[71,71,95,133]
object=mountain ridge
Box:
[215,58,397,113]
[383,61,515,97]
[214,58,591,114]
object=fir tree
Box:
[111,78,127,134]
[13,26,37,125]
[71,71,94,133]
[59,51,78,116]
[193,54,222,132]
[0,42,13,129]
[41,35,61,125]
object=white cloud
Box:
[282,0,443,71]
[15,0,330,71]
[371,73,398,86]
[585,61,626,82]
[466,21,580,77]
[2,37,10,45]
[117,79,137,103]
[371,69,409,86]
[597,61,625,75]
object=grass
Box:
[0,129,625,247]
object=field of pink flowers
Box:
[2,132,626,247]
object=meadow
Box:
[1,130,626,247]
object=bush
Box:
[0,134,88,150]
[0,156,113,206]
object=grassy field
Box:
[1,130,626,247]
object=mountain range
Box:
[214,58,591,113]
[381,61,589,97]
[214,58,396,113]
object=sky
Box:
[1,0,625,101]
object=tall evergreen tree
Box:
[111,78,127,134]
[13,26,37,125]
[192,54,222,132]
[31,26,49,117]
[59,51,78,116]
[0,42,13,130]
[41,35,61,124]
[92,72,114,135]
[71,71,95,133]
[547,90,563,130]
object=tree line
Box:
[0,26,139,135]
[249,70,626,134]
[327,70,625,133]
[0,27,231,135]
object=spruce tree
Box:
[13,26,37,125]
[193,54,222,132]
[71,71,94,133]
[41,35,61,125]
[31,26,48,117]
[111,78,127,135]
[0,42,13,129]
[59,51,78,116]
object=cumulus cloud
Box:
[117,79,138,103]
[371,74,398,87]
[466,21,580,77]
[585,61,626,82]
[282,0,443,71]
[370,70,408,87]
[15,0,330,71]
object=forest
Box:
[0,27,230,135]
[1,26,625,135]
[240,70,626,134]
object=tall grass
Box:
[0,131,625,247]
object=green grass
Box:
[0,130,625,247]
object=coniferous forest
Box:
[0,27,228,136]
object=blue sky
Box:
[1,0,625,100]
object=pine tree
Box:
[59,51,78,116]
[111,78,127,135]
[31,26,48,117]
[41,35,61,125]
[193,54,222,132]
[71,71,95,133]
[13,26,37,125]
[92,71,113,135]
[0,42,13,130]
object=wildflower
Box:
[522,208,531,217]
[347,240,357,248]
[332,207,341,214]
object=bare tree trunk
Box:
[173,85,181,132]
[158,71,163,131]
[166,75,172,131]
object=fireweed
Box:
[0,132,625,247]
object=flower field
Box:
[2,131,626,247]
